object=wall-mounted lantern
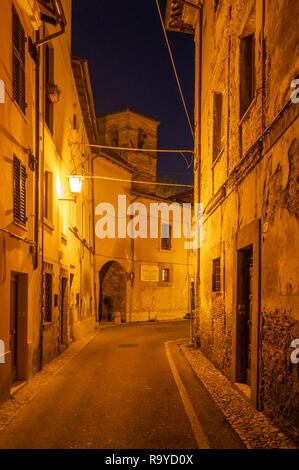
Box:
[67,175,83,195]
[47,83,61,104]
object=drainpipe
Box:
[193,3,203,344]
[35,3,67,369]
[33,31,40,271]
[261,0,266,131]
[91,158,97,324]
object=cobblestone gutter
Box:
[0,329,100,431]
[179,342,297,449]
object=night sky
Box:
[71,0,195,187]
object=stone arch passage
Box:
[99,261,127,322]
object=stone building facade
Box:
[165,0,299,443]
[94,110,195,323]
[0,0,96,402]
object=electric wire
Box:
[75,143,194,154]
[155,0,194,140]
[83,174,193,188]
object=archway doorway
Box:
[99,261,127,323]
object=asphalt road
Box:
[0,321,245,449]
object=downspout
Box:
[261,0,266,131]
[34,31,40,271]
[91,157,97,323]
[35,4,67,369]
[194,3,203,343]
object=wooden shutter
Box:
[13,156,27,226]
[12,5,26,114]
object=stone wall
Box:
[193,0,299,443]
[260,308,299,443]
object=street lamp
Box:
[67,175,83,195]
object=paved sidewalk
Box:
[179,342,297,449]
[0,329,100,431]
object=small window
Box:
[161,224,172,250]
[212,258,221,292]
[110,126,119,147]
[240,34,255,118]
[213,92,223,162]
[161,268,170,282]
[13,155,27,226]
[44,171,53,222]
[44,273,53,322]
[12,5,26,114]
[138,128,146,149]
[45,44,54,133]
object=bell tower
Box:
[97,108,160,195]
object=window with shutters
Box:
[13,155,27,226]
[12,5,26,114]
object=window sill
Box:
[12,99,28,124]
[212,147,225,168]
[12,220,27,231]
[238,96,257,126]
[158,281,172,288]
[43,322,54,330]
[43,218,55,231]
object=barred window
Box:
[13,156,27,226]
[212,258,221,292]
[12,5,26,114]
[161,268,170,282]
[44,273,53,322]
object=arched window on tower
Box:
[138,128,146,149]
[110,126,119,147]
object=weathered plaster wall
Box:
[195,0,299,442]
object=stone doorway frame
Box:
[232,219,261,409]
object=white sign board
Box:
[0,80,5,103]
[140,265,159,282]
[0,340,5,363]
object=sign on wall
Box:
[140,265,159,282]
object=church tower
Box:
[97,109,160,195]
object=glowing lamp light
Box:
[67,175,83,194]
